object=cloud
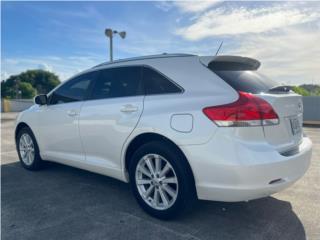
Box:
[176,4,319,40]
[155,1,221,13]
[1,71,9,81]
[154,1,173,12]
[173,1,221,13]
[38,63,53,72]
[173,2,320,85]
[2,55,103,81]
[228,27,320,85]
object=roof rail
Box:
[92,53,195,68]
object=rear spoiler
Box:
[199,55,261,71]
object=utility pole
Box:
[105,28,126,62]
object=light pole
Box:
[105,28,126,62]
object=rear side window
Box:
[90,66,143,100]
[212,70,278,94]
[142,67,182,95]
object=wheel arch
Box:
[124,132,196,192]
[15,122,32,141]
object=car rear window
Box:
[212,70,278,94]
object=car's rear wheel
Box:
[16,127,43,170]
[129,141,196,219]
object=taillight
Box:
[203,91,279,127]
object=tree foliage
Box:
[292,86,310,96]
[18,82,37,99]
[1,70,60,99]
[299,84,320,96]
[292,84,320,96]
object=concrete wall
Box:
[302,96,320,124]
[1,99,34,113]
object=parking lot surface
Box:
[1,116,320,240]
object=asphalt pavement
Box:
[1,114,319,240]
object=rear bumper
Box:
[181,135,312,202]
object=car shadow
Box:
[1,161,306,240]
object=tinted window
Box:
[213,70,277,94]
[90,67,143,100]
[142,67,182,95]
[49,72,96,105]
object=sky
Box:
[1,1,320,85]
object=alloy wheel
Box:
[135,153,179,210]
[19,133,35,166]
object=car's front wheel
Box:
[16,127,43,170]
[129,141,196,219]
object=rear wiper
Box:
[268,85,293,93]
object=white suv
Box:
[15,54,312,219]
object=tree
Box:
[1,69,60,99]
[292,86,310,96]
[18,82,37,99]
[300,84,320,96]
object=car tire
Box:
[129,141,196,219]
[16,127,43,170]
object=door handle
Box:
[67,110,78,117]
[120,104,138,113]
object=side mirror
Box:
[34,94,47,105]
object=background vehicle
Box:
[15,54,312,219]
